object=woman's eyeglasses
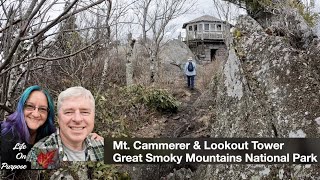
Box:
[24,104,49,114]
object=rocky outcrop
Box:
[194,14,320,179]
[160,39,194,66]
[159,39,195,76]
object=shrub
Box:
[128,85,180,112]
[94,84,180,137]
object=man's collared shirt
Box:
[26,128,104,169]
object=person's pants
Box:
[187,75,195,89]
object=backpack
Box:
[187,61,194,72]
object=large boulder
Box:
[194,14,320,179]
[159,39,195,82]
[159,39,194,66]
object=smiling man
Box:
[26,87,104,169]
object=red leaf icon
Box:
[37,150,56,169]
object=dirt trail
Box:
[161,89,202,137]
[133,86,210,138]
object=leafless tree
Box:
[0,0,105,116]
[27,0,134,95]
[92,0,137,93]
[134,0,196,83]
[212,0,245,23]
[212,0,245,48]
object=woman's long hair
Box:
[1,85,56,144]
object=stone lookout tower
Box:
[182,15,229,62]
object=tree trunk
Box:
[126,33,135,86]
[149,48,156,83]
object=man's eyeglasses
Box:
[24,104,49,114]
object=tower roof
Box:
[182,15,224,28]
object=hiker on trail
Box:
[184,57,196,90]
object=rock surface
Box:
[159,39,194,66]
[194,15,320,179]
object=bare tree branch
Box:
[0,39,99,76]
[0,103,13,114]
[0,0,41,72]
[0,18,22,33]
[21,0,105,41]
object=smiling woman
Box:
[1,85,56,169]
[24,91,51,143]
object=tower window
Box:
[204,24,209,31]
